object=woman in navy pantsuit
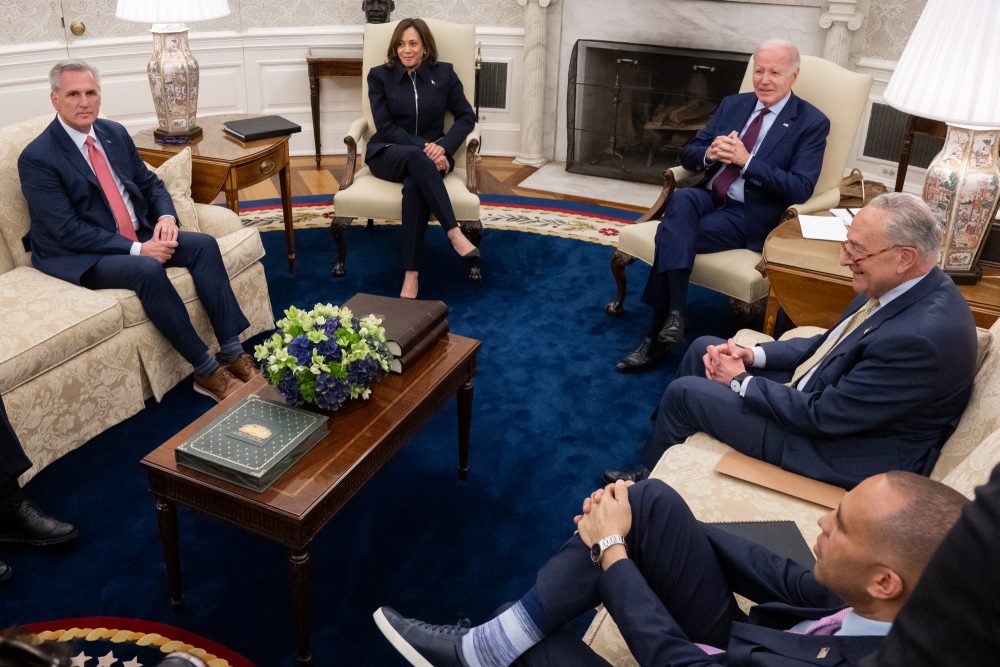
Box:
[365,18,480,298]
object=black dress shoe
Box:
[602,466,651,484]
[0,497,78,546]
[616,338,667,373]
[0,560,10,585]
[657,310,687,344]
[373,606,470,667]
[462,247,482,283]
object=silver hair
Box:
[754,39,800,70]
[49,60,100,92]
[869,192,942,263]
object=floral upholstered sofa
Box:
[0,115,275,484]
[584,318,1000,665]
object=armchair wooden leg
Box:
[330,216,352,277]
[729,298,765,329]
[607,249,637,316]
[458,219,483,283]
[365,218,374,232]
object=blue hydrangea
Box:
[323,318,341,336]
[287,334,313,365]
[315,372,351,411]
[276,368,303,406]
[347,357,378,385]
[317,337,342,361]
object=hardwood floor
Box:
[230,154,648,211]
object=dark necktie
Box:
[86,136,137,242]
[710,107,770,207]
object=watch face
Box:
[590,542,602,563]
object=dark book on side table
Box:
[222,115,302,142]
[176,395,327,492]
[709,520,816,569]
[343,293,449,373]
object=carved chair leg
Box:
[365,218,374,232]
[606,249,637,316]
[330,216,352,277]
[458,219,483,282]
[729,297,765,330]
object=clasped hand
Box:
[574,480,632,549]
[140,216,179,264]
[703,338,752,385]
[706,131,749,167]
[423,142,448,172]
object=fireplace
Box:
[566,40,750,184]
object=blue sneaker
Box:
[373,606,470,667]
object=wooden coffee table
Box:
[141,334,479,666]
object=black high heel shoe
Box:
[461,247,482,282]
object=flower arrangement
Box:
[253,303,392,411]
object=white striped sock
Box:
[460,602,544,667]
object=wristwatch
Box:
[590,534,627,566]
[730,371,751,394]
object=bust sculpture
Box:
[362,0,395,24]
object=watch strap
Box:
[591,534,627,566]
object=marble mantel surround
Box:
[544,0,864,166]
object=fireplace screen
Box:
[567,40,750,184]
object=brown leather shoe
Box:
[225,353,260,382]
[193,366,243,402]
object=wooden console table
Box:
[762,216,1000,335]
[134,114,297,272]
[306,55,364,169]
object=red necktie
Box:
[85,136,138,242]
[710,107,770,207]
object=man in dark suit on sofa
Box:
[374,473,967,666]
[0,394,77,585]
[607,193,977,488]
[17,60,258,402]
[618,39,830,372]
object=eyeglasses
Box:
[840,240,903,263]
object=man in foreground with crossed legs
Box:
[375,472,966,665]
[607,192,977,488]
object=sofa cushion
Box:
[106,227,266,328]
[940,428,1000,499]
[0,115,53,271]
[0,266,123,394]
[146,147,200,232]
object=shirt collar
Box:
[875,271,929,309]
[57,114,97,151]
[837,610,892,637]
[754,91,792,117]
[394,60,431,83]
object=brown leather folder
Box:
[713,450,846,509]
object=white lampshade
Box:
[883,0,1000,127]
[116,0,231,24]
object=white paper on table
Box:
[799,215,848,242]
[830,208,860,224]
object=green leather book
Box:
[176,395,328,492]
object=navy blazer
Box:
[18,117,177,284]
[364,60,477,166]
[750,268,977,486]
[680,92,829,251]
[599,524,882,666]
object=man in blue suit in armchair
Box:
[374,473,966,666]
[18,60,258,402]
[618,39,830,372]
[608,193,977,488]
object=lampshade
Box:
[883,0,1000,127]
[116,0,231,24]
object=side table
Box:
[133,114,297,272]
[306,55,364,169]
[762,216,1000,335]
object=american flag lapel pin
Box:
[782,122,789,127]
[817,647,831,659]
[431,79,436,85]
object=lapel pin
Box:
[782,122,789,127]
[817,647,831,659]
[863,326,872,335]
[431,79,436,85]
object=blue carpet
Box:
[0,222,745,665]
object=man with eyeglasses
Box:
[605,192,977,488]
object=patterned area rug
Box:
[21,617,254,667]
[237,194,642,246]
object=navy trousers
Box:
[0,395,30,488]
[516,480,742,663]
[367,144,460,270]
[81,231,249,366]
[640,336,808,470]
[641,188,748,307]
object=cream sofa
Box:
[0,115,275,485]
[585,317,1000,664]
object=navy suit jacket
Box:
[364,60,477,166]
[750,268,977,486]
[680,91,829,251]
[600,525,882,666]
[17,117,177,284]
